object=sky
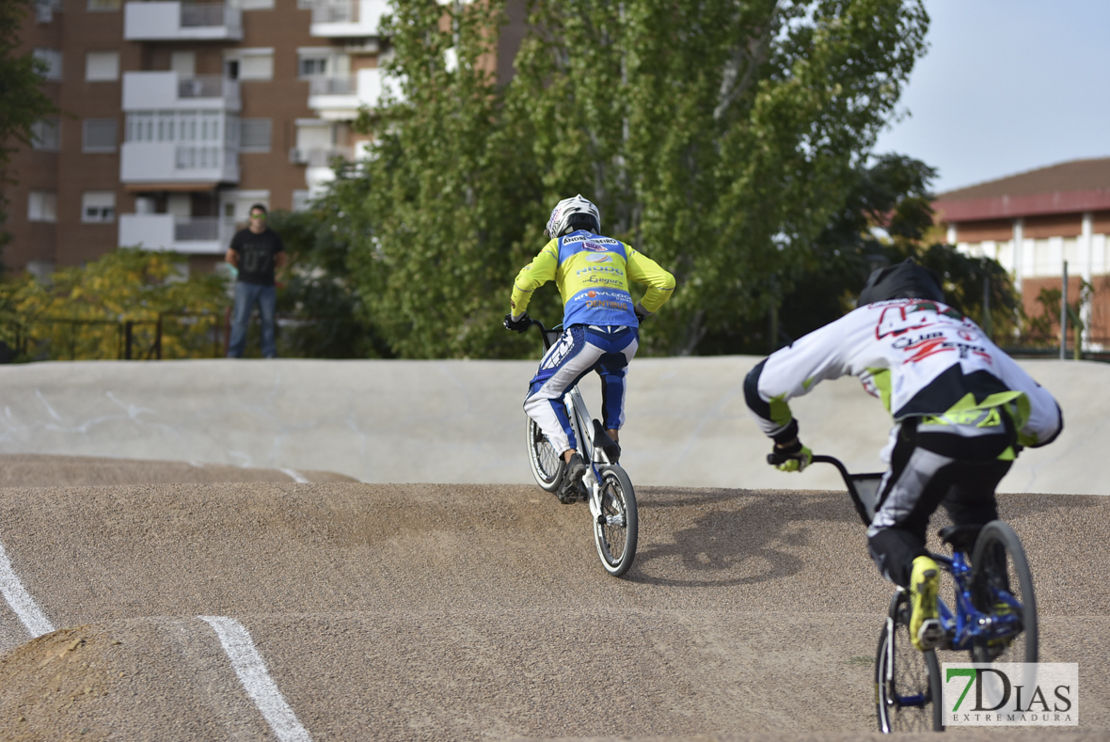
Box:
[871,0,1110,195]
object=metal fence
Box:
[3,313,227,362]
[1,311,367,361]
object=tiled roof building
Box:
[934,158,1110,350]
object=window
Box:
[33,0,62,23]
[85,50,119,82]
[126,110,236,145]
[233,49,274,80]
[83,118,118,152]
[292,190,312,212]
[241,0,274,9]
[81,191,115,223]
[299,56,328,77]
[31,117,60,150]
[87,0,121,10]
[239,119,272,152]
[27,191,57,223]
[33,48,62,80]
[170,51,195,78]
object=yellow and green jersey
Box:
[510,230,675,328]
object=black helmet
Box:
[857,258,944,306]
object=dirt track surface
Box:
[0,459,1105,740]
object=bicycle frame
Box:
[931,551,1023,651]
[533,320,624,525]
[807,453,1026,651]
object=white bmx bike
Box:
[524,319,639,577]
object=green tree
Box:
[724,154,1021,354]
[266,207,389,358]
[511,0,929,355]
[0,0,59,252]
[346,0,541,359]
[342,0,929,358]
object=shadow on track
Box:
[626,490,857,587]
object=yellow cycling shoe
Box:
[909,555,943,651]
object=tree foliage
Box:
[0,249,227,360]
[717,154,1021,354]
[0,0,59,251]
[344,0,539,359]
[336,0,930,358]
[267,208,389,358]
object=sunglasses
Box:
[250,213,266,220]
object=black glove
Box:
[633,303,648,323]
[503,313,530,333]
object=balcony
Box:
[119,214,236,254]
[307,68,395,120]
[123,71,240,112]
[120,142,239,185]
[124,1,242,41]
[289,145,354,167]
[308,0,388,38]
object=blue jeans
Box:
[227,282,277,358]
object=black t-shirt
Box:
[230,227,285,285]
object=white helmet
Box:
[545,194,601,238]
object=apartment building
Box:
[934,157,1110,350]
[4,0,396,276]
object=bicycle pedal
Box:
[917,619,944,650]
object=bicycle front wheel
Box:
[593,466,638,577]
[970,520,1038,664]
[875,590,943,733]
[526,417,563,493]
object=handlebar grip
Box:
[767,451,790,466]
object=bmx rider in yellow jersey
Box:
[504,195,675,504]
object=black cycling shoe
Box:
[558,453,587,504]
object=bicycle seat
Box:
[938,525,980,552]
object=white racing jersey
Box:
[746,299,1063,449]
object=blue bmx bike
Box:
[770,452,1038,733]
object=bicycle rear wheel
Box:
[593,466,638,577]
[970,520,1038,663]
[526,417,563,493]
[875,590,943,733]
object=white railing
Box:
[289,146,354,167]
[120,213,234,253]
[125,1,242,41]
[309,0,388,36]
[178,75,232,98]
[311,0,356,23]
[174,144,237,171]
[174,216,235,242]
[181,2,229,27]
[308,76,355,95]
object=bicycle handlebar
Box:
[766,451,849,479]
[767,451,875,527]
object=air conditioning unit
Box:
[288,147,309,165]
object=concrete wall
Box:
[0,356,1102,495]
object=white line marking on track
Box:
[0,540,54,637]
[199,616,312,742]
[280,468,310,484]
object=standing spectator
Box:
[225,203,287,358]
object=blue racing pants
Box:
[524,324,638,455]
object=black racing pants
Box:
[867,418,1014,588]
